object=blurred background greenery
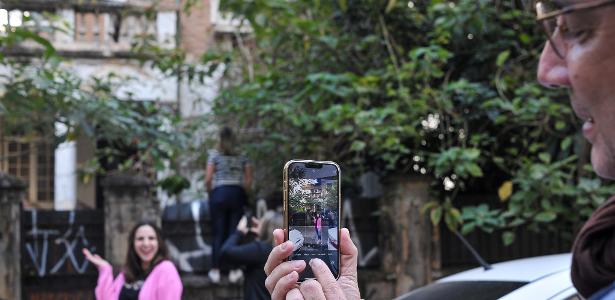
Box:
[2,0,613,247]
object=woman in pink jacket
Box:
[82,221,183,300]
[314,212,322,245]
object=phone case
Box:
[283,159,342,281]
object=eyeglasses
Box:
[536,0,615,58]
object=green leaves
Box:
[0,23,194,196]
[502,231,515,246]
[430,147,483,179]
[496,50,510,67]
[213,0,615,246]
[534,212,557,223]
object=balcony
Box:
[0,1,176,58]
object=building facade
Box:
[0,0,243,209]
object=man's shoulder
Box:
[591,281,615,300]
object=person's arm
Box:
[94,264,116,300]
[221,216,268,266]
[83,248,119,300]
[154,261,183,300]
[221,231,269,266]
[205,163,215,193]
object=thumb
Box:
[340,228,358,275]
[273,228,285,246]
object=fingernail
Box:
[309,258,322,268]
[290,271,298,280]
[281,241,292,250]
[293,260,305,268]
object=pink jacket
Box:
[95,260,182,300]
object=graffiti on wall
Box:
[163,200,212,273]
[23,210,100,277]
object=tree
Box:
[213,0,615,244]
[0,10,197,196]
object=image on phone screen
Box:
[286,161,340,280]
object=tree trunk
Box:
[380,175,432,296]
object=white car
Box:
[395,254,580,300]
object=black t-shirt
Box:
[119,279,144,300]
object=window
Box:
[0,136,54,207]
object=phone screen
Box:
[285,160,340,280]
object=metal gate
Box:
[21,209,104,300]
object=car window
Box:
[396,281,527,300]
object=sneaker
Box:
[208,269,220,283]
[228,269,243,284]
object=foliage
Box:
[0,14,194,194]
[213,0,615,243]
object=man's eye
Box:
[561,28,590,41]
[559,22,590,41]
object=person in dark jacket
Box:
[221,209,283,300]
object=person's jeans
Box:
[209,185,246,269]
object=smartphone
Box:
[283,159,341,281]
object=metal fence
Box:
[21,209,104,300]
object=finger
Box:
[265,240,294,275]
[286,288,304,300]
[299,279,326,300]
[273,228,285,246]
[270,271,300,300]
[82,248,94,261]
[309,258,344,299]
[339,228,358,276]
[340,228,357,256]
[265,260,306,293]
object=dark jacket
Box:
[221,230,272,300]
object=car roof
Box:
[439,253,572,283]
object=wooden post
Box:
[0,172,25,300]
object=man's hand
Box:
[264,228,360,300]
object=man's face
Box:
[537,3,615,179]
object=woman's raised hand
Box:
[82,248,111,270]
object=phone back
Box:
[283,159,341,281]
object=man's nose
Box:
[537,42,570,88]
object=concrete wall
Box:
[101,173,159,267]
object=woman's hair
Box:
[259,211,284,245]
[123,221,169,283]
[217,126,237,155]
